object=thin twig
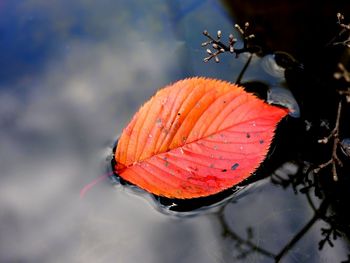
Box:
[331,13,350,47]
[202,22,260,63]
[313,101,343,181]
[235,53,253,84]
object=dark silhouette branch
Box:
[218,196,333,263]
[274,200,330,262]
[217,207,276,259]
[313,101,343,181]
[235,53,253,85]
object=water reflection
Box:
[217,165,348,263]
[0,0,349,262]
[0,1,243,262]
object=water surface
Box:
[0,1,349,262]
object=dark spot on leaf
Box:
[246,133,251,138]
[163,157,169,167]
[177,113,181,116]
[259,139,264,144]
[221,169,227,172]
[231,163,239,170]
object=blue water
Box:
[0,1,348,262]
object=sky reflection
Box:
[0,1,348,262]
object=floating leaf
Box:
[114,77,288,199]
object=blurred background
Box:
[0,1,349,262]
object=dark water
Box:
[1,1,349,262]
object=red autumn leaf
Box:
[114,77,288,199]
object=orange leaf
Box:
[114,77,288,199]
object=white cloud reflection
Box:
[0,1,348,262]
[0,1,228,262]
